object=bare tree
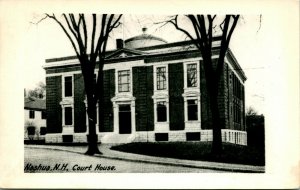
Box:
[45,14,122,155]
[246,106,258,116]
[27,81,46,99]
[165,15,240,154]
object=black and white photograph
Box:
[0,0,299,189]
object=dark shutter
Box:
[99,69,115,132]
[74,74,86,133]
[46,76,62,133]
[133,66,154,131]
[169,63,184,130]
[200,61,212,129]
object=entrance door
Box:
[119,104,131,134]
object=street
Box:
[24,147,223,173]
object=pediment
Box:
[106,48,146,59]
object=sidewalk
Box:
[25,144,265,173]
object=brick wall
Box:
[228,66,246,131]
[169,63,184,130]
[200,61,212,129]
[74,74,86,133]
[46,76,62,133]
[133,66,154,131]
[99,69,115,132]
[200,58,246,131]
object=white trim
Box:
[42,48,223,70]
[115,68,132,94]
[111,95,136,134]
[183,61,200,90]
[152,95,169,123]
[60,74,74,134]
[43,60,80,69]
[183,95,201,123]
[225,57,244,83]
[62,74,74,99]
[153,64,169,92]
[45,57,217,77]
[46,70,82,77]
[111,61,135,135]
[182,61,201,125]
[152,64,170,130]
[60,105,74,134]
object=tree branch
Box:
[256,14,262,33]
[226,15,239,46]
[90,14,97,61]
[62,14,78,39]
[207,15,216,49]
[94,14,107,60]
[108,14,122,33]
[68,14,86,55]
[46,14,80,57]
[80,14,88,53]
[29,15,48,25]
[169,15,201,50]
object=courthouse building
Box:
[43,30,247,145]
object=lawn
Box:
[111,142,265,166]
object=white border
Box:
[0,1,299,188]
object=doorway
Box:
[118,104,131,134]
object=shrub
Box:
[40,127,47,135]
[27,126,36,140]
[27,126,36,135]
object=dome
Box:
[125,28,167,49]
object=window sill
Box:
[185,120,200,123]
[155,122,169,124]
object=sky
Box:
[24,14,266,114]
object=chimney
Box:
[142,27,147,34]
[116,39,124,49]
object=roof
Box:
[226,48,247,81]
[24,97,46,111]
[125,34,168,44]
[105,48,148,59]
[43,36,246,82]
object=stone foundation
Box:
[45,129,247,145]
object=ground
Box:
[111,142,265,166]
[24,147,224,173]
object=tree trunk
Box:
[97,63,105,136]
[83,66,102,155]
[209,82,222,155]
[85,98,102,155]
[202,56,223,155]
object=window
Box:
[155,133,168,141]
[187,99,198,121]
[156,67,166,90]
[157,101,167,122]
[118,70,130,92]
[40,127,47,135]
[29,110,35,119]
[41,111,47,119]
[62,135,73,143]
[186,132,200,141]
[64,76,73,97]
[187,64,197,87]
[64,107,73,125]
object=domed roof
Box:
[124,28,167,49]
